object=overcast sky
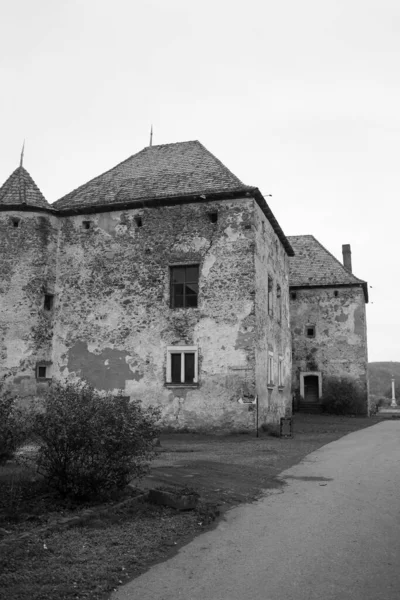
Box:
[0,0,398,362]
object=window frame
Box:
[267,351,274,387]
[268,276,273,317]
[170,264,200,309]
[277,284,282,323]
[36,364,49,380]
[166,346,199,385]
[278,355,284,388]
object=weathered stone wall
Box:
[254,203,292,423]
[52,198,265,431]
[290,286,369,411]
[0,210,59,397]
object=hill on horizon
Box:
[369,362,400,397]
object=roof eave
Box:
[289,282,369,303]
[250,188,294,256]
[56,188,253,216]
[0,204,59,214]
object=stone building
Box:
[288,235,369,413]
[0,141,294,431]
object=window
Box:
[268,276,273,317]
[12,218,20,228]
[44,294,54,311]
[268,352,274,386]
[135,216,143,227]
[36,365,47,379]
[306,325,316,338]
[334,290,339,297]
[166,346,198,385]
[278,356,284,387]
[277,285,282,323]
[170,265,199,308]
[290,292,297,300]
[208,212,218,224]
[82,221,91,230]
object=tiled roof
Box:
[288,235,367,287]
[54,140,252,210]
[0,166,51,209]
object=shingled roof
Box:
[54,140,252,210]
[0,166,51,210]
[288,235,368,301]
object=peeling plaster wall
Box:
[290,287,369,412]
[0,211,59,396]
[254,203,292,423]
[53,199,260,431]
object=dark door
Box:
[304,375,319,402]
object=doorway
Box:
[304,375,319,402]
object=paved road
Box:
[113,421,400,600]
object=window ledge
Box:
[267,384,275,390]
[165,384,199,389]
[278,386,285,391]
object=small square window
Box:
[170,265,199,309]
[37,365,47,379]
[306,326,316,338]
[82,221,91,230]
[334,290,339,297]
[166,347,198,385]
[208,212,218,224]
[135,216,143,227]
[44,294,54,310]
[12,218,20,228]
[290,292,297,300]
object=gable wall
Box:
[290,286,369,412]
[52,198,261,431]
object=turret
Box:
[0,163,58,398]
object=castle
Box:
[0,141,369,429]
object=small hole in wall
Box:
[135,216,143,227]
[334,290,339,297]
[44,294,54,310]
[208,212,218,224]
[306,326,316,338]
[12,218,20,228]
[82,221,91,230]
[290,292,297,300]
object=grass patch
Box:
[0,502,209,600]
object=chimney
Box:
[342,244,352,272]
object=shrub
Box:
[321,377,366,415]
[0,387,28,465]
[31,382,161,499]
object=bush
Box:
[321,377,366,415]
[0,387,28,465]
[31,382,161,499]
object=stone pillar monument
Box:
[391,377,397,408]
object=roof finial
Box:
[149,125,153,147]
[20,140,25,167]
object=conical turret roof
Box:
[0,166,51,209]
